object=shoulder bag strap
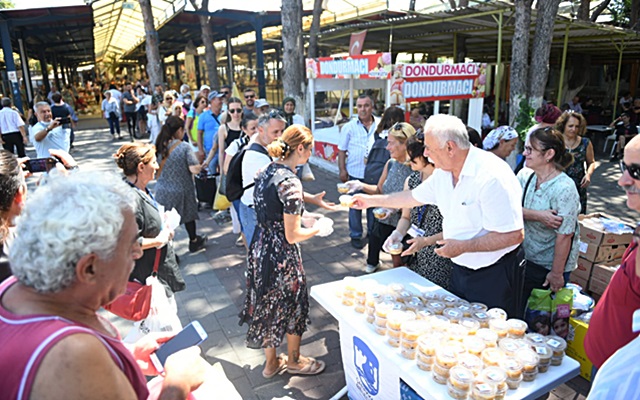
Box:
[522,172,535,207]
[152,248,161,275]
[157,141,181,177]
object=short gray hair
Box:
[424,114,470,150]
[34,101,50,113]
[1,97,12,107]
[10,171,137,293]
[258,109,286,129]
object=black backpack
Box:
[363,133,390,185]
[225,141,269,202]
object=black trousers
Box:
[125,112,137,138]
[449,246,525,318]
[366,219,395,266]
[2,132,25,157]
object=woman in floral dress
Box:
[239,125,332,379]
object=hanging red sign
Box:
[306,53,392,80]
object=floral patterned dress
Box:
[565,137,590,214]
[239,163,309,349]
[407,171,452,289]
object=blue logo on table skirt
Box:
[353,336,379,395]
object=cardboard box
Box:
[589,277,609,296]
[591,262,620,284]
[565,317,593,381]
[579,213,633,246]
[572,257,594,282]
[569,271,589,289]
[578,241,628,263]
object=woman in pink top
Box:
[0,171,206,399]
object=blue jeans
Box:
[348,176,373,239]
[239,202,258,246]
[107,116,120,135]
[232,199,242,227]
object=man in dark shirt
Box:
[122,82,139,141]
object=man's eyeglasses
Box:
[245,94,255,99]
[620,160,640,180]
[228,108,242,114]
[221,91,230,96]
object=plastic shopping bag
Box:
[138,276,182,335]
[525,289,553,335]
[213,189,231,211]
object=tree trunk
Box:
[452,36,466,118]
[307,0,323,59]
[527,0,561,109]
[509,0,533,127]
[190,0,219,88]
[591,0,612,22]
[138,0,164,88]
[560,53,591,105]
[577,0,590,20]
[282,0,305,111]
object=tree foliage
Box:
[0,0,15,9]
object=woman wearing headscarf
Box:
[483,125,519,161]
[282,97,305,127]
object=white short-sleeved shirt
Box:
[411,146,524,269]
[337,116,377,179]
[240,136,272,206]
[29,122,70,158]
[588,334,640,399]
[0,108,24,134]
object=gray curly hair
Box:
[10,171,137,293]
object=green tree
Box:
[0,1,15,9]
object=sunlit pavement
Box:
[34,117,623,399]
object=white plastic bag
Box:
[138,276,182,335]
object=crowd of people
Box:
[1,77,640,398]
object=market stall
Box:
[306,53,392,173]
[392,62,488,133]
[310,267,580,400]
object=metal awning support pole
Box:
[17,35,33,104]
[0,20,24,113]
[226,34,234,88]
[493,11,503,125]
[612,40,625,122]
[557,23,570,106]
[349,77,354,118]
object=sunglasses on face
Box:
[392,122,408,138]
[268,109,286,120]
[165,97,173,101]
[228,108,242,114]
[221,91,230,95]
[621,160,640,180]
[245,94,255,99]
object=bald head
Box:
[626,135,640,154]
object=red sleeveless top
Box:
[0,277,149,399]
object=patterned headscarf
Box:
[483,125,518,150]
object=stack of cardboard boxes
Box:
[570,214,633,298]
[566,214,633,381]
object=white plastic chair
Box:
[603,132,617,156]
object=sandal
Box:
[287,357,326,376]
[262,354,288,379]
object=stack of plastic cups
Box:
[447,323,469,342]
[442,294,460,308]
[533,344,552,373]
[400,320,429,359]
[481,366,508,399]
[457,353,484,376]
[416,332,444,371]
[486,307,508,321]
[426,300,446,315]
[546,335,567,366]
[447,366,475,399]
[387,310,414,347]
[516,348,540,382]
[472,311,491,329]
[481,347,506,368]
[341,277,357,307]
[373,301,393,336]
[354,283,367,313]
[489,318,509,339]
[506,319,528,339]
[498,337,520,357]
[443,307,464,324]
[459,317,481,335]
[469,379,497,400]
[365,291,382,324]
[476,328,499,348]
[433,344,459,385]
[463,336,486,357]
[499,357,524,390]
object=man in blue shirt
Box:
[197,90,224,171]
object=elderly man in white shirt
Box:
[338,94,378,249]
[29,102,68,158]
[0,98,28,157]
[352,114,524,316]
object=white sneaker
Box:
[365,263,379,274]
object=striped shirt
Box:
[338,116,377,179]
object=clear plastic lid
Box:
[525,332,547,346]
[463,336,486,355]
[472,380,497,397]
[506,318,528,334]
[489,318,509,333]
[482,366,507,384]
[422,290,441,301]
[473,311,491,322]
[499,356,524,376]
[457,353,483,375]
[430,315,451,332]
[374,301,395,318]
[456,303,472,316]
[498,338,520,355]
[435,344,460,366]
[533,344,552,360]
[442,294,460,306]
[459,317,481,332]
[487,307,508,321]
[418,332,445,355]
[387,310,415,329]
[447,323,469,341]
[426,300,446,314]
[443,307,464,322]
[449,365,475,385]
[416,308,433,320]
[470,302,488,312]
[515,348,540,367]
[476,328,499,344]
[546,335,568,352]
[481,347,506,366]
[401,320,430,340]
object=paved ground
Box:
[34,118,631,400]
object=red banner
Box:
[306,53,392,80]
